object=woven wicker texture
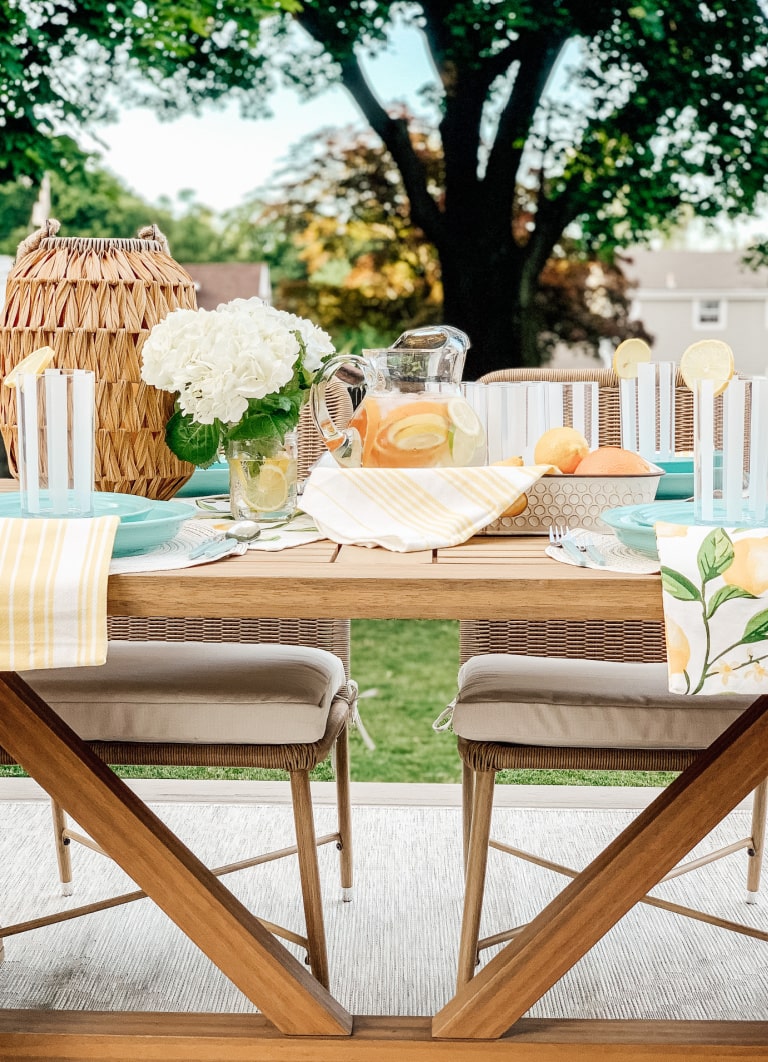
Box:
[478,366,694,452]
[457,736,699,773]
[0,225,198,500]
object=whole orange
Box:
[533,427,590,474]
[574,447,653,476]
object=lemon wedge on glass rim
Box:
[612,338,652,379]
[679,339,735,397]
[3,345,56,388]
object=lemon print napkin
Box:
[301,466,548,552]
[657,521,768,695]
[0,516,119,670]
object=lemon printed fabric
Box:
[301,466,548,552]
[657,521,768,695]
[0,516,119,671]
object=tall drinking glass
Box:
[694,375,768,526]
[17,368,95,517]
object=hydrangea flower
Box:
[140,297,335,466]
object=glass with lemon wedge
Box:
[226,432,298,522]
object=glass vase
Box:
[226,431,298,523]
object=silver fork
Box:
[548,523,587,566]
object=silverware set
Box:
[548,524,606,566]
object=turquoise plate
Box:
[112,499,195,557]
[599,502,698,560]
[0,491,153,523]
[175,462,229,498]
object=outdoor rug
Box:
[1,799,767,1018]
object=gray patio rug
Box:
[1,799,767,1018]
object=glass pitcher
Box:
[310,326,485,468]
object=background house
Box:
[181,263,272,309]
[625,249,768,375]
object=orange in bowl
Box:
[533,427,590,474]
[574,446,653,476]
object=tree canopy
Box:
[4,1,768,373]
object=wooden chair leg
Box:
[747,778,768,902]
[456,769,496,989]
[462,762,475,872]
[334,722,353,900]
[50,799,73,896]
[289,769,330,990]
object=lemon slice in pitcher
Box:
[612,338,651,379]
[680,339,734,397]
[3,345,56,388]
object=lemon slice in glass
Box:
[251,464,288,511]
[612,338,651,379]
[3,345,56,388]
[680,339,735,397]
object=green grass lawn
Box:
[0,620,676,788]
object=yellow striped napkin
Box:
[301,466,548,551]
[0,516,119,670]
[657,521,768,695]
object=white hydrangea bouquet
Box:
[140,297,335,467]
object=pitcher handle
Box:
[310,354,376,469]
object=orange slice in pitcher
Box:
[348,399,382,466]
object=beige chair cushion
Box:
[453,655,755,749]
[22,642,347,745]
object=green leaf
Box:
[706,584,757,619]
[742,609,768,644]
[698,529,734,583]
[165,412,220,466]
[660,566,701,602]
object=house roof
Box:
[624,249,768,291]
[180,263,272,309]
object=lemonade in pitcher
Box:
[347,391,484,468]
[310,326,485,469]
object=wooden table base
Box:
[1,1013,768,1061]
[3,673,768,1056]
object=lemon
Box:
[448,398,483,439]
[231,459,289,512]
[250,464,289,511]
[449,427,481,466]
[3,345,56,388]
[680,339,735,397]
[612,338,651,379]
[387,413,449,451]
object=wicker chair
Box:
[0,383,355,989]
[453,366,768,987]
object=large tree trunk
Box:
[438,239,541,380]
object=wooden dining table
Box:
[0,535,767,1060]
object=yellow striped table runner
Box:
[0,516,120,670]
[301,466,549,552]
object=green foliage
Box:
[0,165,232,259]
[3,1,768,370]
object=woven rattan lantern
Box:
[0,220,197,500]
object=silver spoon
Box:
[189,519,261,559]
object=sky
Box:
[89,26,435,214]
